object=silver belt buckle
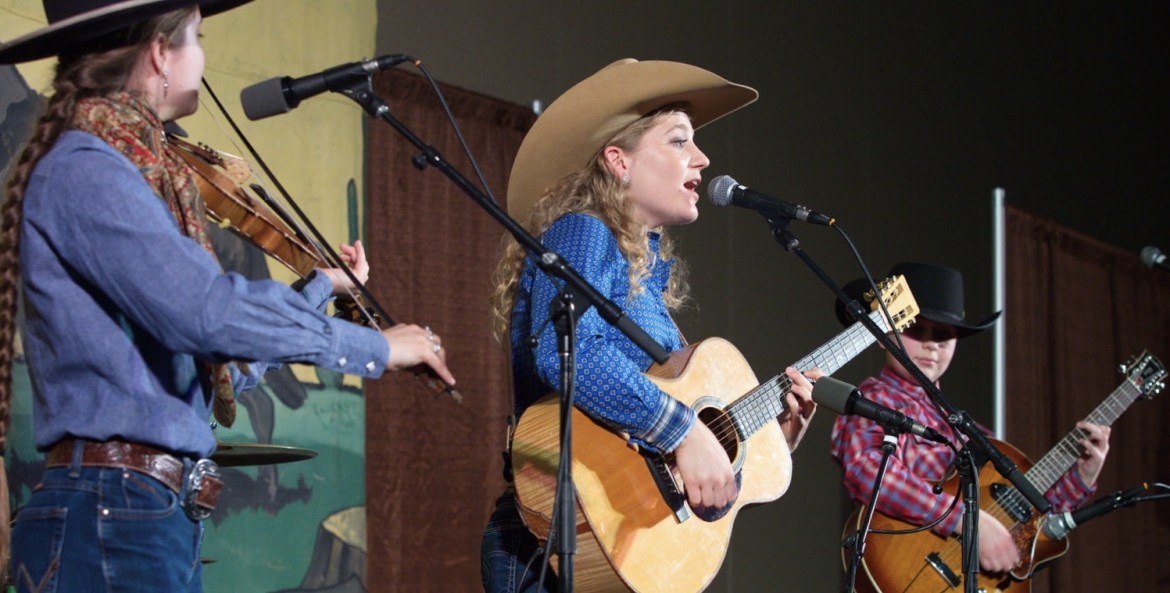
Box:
[183,458,220,521]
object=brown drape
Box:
[364,69,535,592]
[1005,205,1170,592]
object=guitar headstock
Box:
[865,275,920,333]
[1120,351,1166,399]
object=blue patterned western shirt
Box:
[510,213,695,454]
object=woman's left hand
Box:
[320,240,370,295]
[779,366,821,452]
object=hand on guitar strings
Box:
[780,367,822,452]
[674,421,737,510]
[956,510,1020,574]
[1074,421,1111,487]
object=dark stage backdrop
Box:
[1005,205,1170,592]
[364,69,535,592]
[359,72,1170,592]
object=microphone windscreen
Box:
[810,376,855,416]
[240,77,291,121]
[1140,246,1163,269]
[707,174,738,207]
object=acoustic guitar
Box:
[511,276,919,593]
[842,351,1165,593]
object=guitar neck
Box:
[729,308,892,438]
[1023,377,1146,493]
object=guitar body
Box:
[844,439,1069,593]
[841,351,1165,593]
[511,337,791,593]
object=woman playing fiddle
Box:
[0,2,454,591]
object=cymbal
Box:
[212,442,318,467]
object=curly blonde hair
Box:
[489,109,693,343]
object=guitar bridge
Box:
[925,551,961,588]
[645,455,690,523]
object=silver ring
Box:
[425,325,434,338]
[432,343,441,353]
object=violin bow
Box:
[198,77,461,402]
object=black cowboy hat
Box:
[0,0,254,64]
[834,261,1001,339]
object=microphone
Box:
[707,175,834,225]
[811,377,948,443]
[240,54,411,121]
[1140,246,1170,271]
[1040,485,1147,539]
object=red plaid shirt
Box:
[830,367,1094,536]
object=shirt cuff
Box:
[321,316,388,378]
[630,393,697,454]
[294,270,336,311]
[936,500,965,537]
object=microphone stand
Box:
[550,288,580,592]
[342,81,670,593]
[842,432,899,593]
[767,219,1050,593]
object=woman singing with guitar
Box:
[0,2,453,591]
[480,58,820,593]
[830,262,1112,592]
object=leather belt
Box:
[47,439,223,518]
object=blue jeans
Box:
[481,490,559,593]
[10,461,204,593]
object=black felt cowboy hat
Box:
[0,0,254,64]
[835,261,1001,339]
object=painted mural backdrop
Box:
[1,2,377,591]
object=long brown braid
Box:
[0,8,193,454]
[0,9,195,580]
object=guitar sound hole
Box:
[697,406,740,464]
[688,405,743,522]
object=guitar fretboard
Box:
[1024,377,1146,493]
[990,351,1161,520]
[728,307,895,439]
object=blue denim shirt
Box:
[19,131,389,458]
[510,213,695,454]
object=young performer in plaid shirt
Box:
[830,262,1112,573]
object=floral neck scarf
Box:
[72,92,237,428]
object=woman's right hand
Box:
[673,421,736,510]
[381,323,456,385]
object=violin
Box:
[167,132,460,401]
[168,134,321,277]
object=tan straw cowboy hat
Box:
[506,58,758,220]
[0,0,254,64]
